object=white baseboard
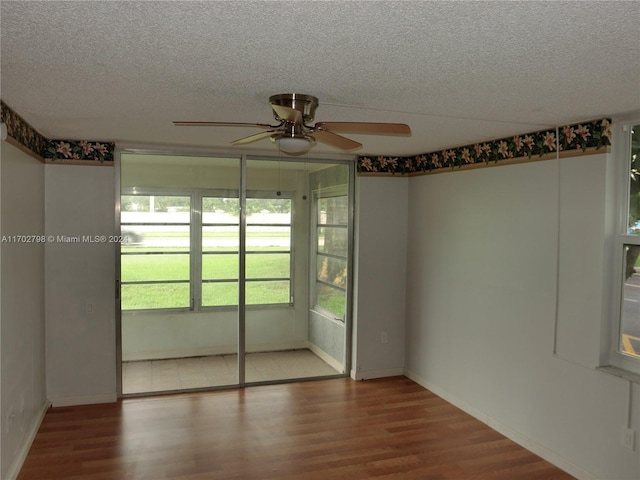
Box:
[5,400,50,480]
[306,342,344,372]
[403,369,598,480]
[49,393,117,407]
[350,367,404,381]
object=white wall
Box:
[352,176,408,379]
[122,307,307,360]
[45,165,117,406]
[404,155,640,480]
[0,142,47,480]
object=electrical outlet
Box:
[380,331,388,344]
[622,427,636,451]
[85,301,93,314]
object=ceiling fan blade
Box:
[315,122,411,135]
[311,130,362,150]
[270,105,303,124]
[230,130,277,145]
[173,121,275,128]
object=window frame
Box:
[311,186,349,322]
[610,119,640,375]
[120,188,195,312]
[120,187,294,313]
[244,192,294,306]
[200,189,294,309]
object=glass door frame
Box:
[115,148,354,397]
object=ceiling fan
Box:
[174,93,411,155]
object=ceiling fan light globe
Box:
[273,136,312,155]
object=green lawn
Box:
[121,249,291,310]
[120,248,346,317]
[121,252,290,282]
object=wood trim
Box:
[3,136,45,163]
[44,158,114,167]
[557,146,611,159]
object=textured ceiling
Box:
[1,0,639,158]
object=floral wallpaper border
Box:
[0,100,48,159]
[1,99,611,170]
[0,100,114,163]
[44,139,114,163]
[357,118,612,176]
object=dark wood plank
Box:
[17,377,575,480]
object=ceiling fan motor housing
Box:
[175,93,410,154]
[269,93,318,124]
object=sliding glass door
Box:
[118,153,352,395]
[119,154,240,393]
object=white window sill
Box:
[597,365,640,383]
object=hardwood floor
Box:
[18,377,575,480]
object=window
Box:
[201,195,292,307]
[121,194,191,310]
[313,193,348,320]
[619,123,640,367]
[201,195,240,307]
[121,190,292,311]
[245,197,292,305]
